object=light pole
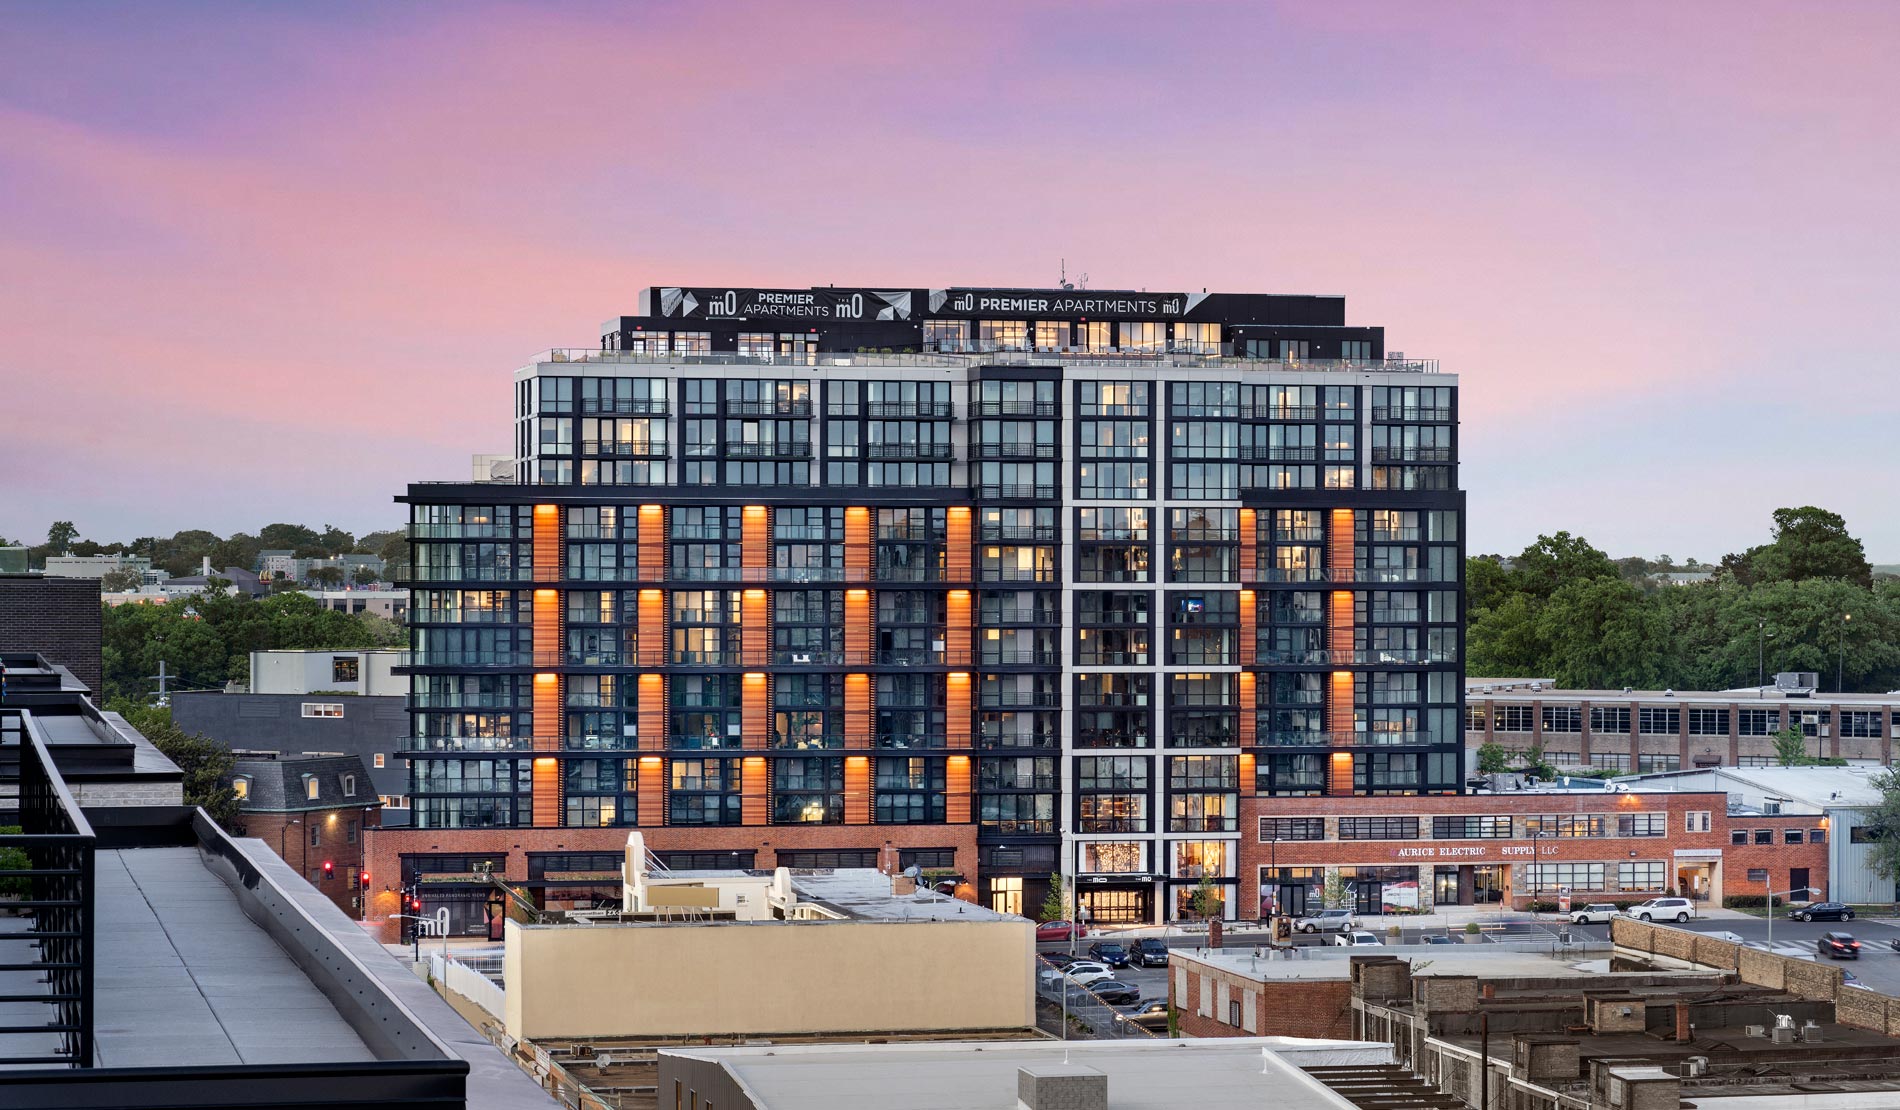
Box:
[1529,832,1552,919]
[1838,614,1851,693]
[1766,886,1817,954]
[1757,619,1766,688]
[278,818,303,874]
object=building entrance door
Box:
[1079,886,1148,924]
[1434,866,1463,906]
[1791,867,1812,900]
[1473,866,1506,904]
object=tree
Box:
[1189,875,1222,920]
[351,565,380,586]
[317,525,356,552]
[99,567,144,592]
[1322,870,1350,910]
[108,701,241,831]
[1038,872,1070,923]
[1725,506,1872,588]
[308,566,346,589]
[1509,532,1619,601]
[258,523,322,552]
[1477,741,1510,774]
[46,521,78,551]
[1773,726,1813,767]
[1862,771,1900,883]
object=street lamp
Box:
[278,818,303,872]
[1766,886,1818,954]
[1757,618,1766,688]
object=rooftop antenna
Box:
[148,660,172,707]
[1060,259,1074,290]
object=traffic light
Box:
[322,860,334,880]
[410,896,423,914]
[359,870,371,889]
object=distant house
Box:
[1656,571,1715,586]
[228,752,382,919]
[255,549,296,579]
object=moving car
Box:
[1090,981,1142,1006]
[1331,930,1383,947]
[1570,903,1622,925]
[1818,932,1861,959]
[1791,902,1855,923]
[1037,919,1088,942]
[1087,941,1131,968]
[1117,1000,1171,1032]
[1295,908,1360,934]
[1131,938,1171,967]
[1038,960,1113,988]
[1422,934,1457,945]
[1627,897,1697,923]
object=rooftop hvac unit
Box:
[1802,1020,1823,1043]
[1745,1025,1766,1038]
[1685,1057,1709,1078]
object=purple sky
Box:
[3,1,1897,560]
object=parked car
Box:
[1818,932,1861,959]
[1792,902,1855,923]
[1037,919,1088,942]
[1844,969,1872,989]
[1626,897,1697,923]
[1090,980,1142,1006]
[1087,942,1131,968]
[1039,960,1112,988]
[1422,934,1457,945]
[1331,930,1383,947]
[1131,938,1171,967]
[1117,1000,1171,1032]
[1570,903,1621,925]
[1295,908,1360,934]
[1039,952,1079,970]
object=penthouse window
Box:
[1119,320,1166,352]
[924,319,971,352]
[1173,322,1220,354]
[978,319,1029,350]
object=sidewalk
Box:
[1091,900,1760,939]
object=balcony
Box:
[405,523,513,539]
[1370,446,1452,463]
[981,605,1060,624]
[979,525,1059,543]
[396,650,549,668]
[874,563,950,583]
[1241,405,1318,420]
[726,399,813,417]
[978,648,1060,666]
[723,442,812,459]
[974,400,1060,417]
[404,735,541,752]
[408,608,518,624]
[581,439,670,457]
[1371,407,1453,422]
[1256,731,1433,748]
[866,443,955,460]
[0,720,95,1068]
[865,400,955,418]
[1237,445,1316,462]
[1252,648,1456,665]
[579,397,669,415]
[977,567,1056,584]
[972,443,1058,460]
[668,734,746,750]
[875,734,947,750]
[971,483,1060,500]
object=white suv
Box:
[1570,903,1622,925]
[1295,908,1360,933]
[1627,897,1696,923]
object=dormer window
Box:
[342,774,357,798]
[232,777,250,801]
[304,774,320,801]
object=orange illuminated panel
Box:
[844,507,871,579]
[533,504,561,582]
[845,756,870,824]
[637,756,664,826]
[533,588,560,667]
[945,507,972,579]
[1329,590,1355,659]
[946,754,971,823]
[1327,751,1354,795]
[844,588,871,661]
[1237,672,1256,746]
[637,589,666,666]
[1328,671,1356,738]
[742,589,770,665]
[945,589,971,665]
[1238,509,1257,581]
[638,505,665,578]
[638,674,665,752]
[1327,509,1355,576]
[533,673,561,751]
[742,672,769,749]
[532,756,560,828]
[741,756,768,826]
[1238,589,1256,666]
[1238,752,1256,792]
[946,672,971,748]
[845,673,871,748]
[742,505,769,569]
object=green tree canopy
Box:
[108,701,240,831]
[1723,506,1872,588]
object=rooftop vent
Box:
[1018,1065,1106,1110]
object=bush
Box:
[1528,901,1559,914]
[1465,921,1481,935]
[1722,894,1785,909]
[0,828,28,898]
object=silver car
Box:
[1295,908,1360,933]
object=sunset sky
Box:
[4,1,1897,560]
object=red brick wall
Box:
[1720,814,1832,902]
[361,823,980,941]
[241,804,383,920]
[1169,957,1353,1039]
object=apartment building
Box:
[377,283,1464,936]
[1466,679,1900,773]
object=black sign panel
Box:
[652,287,922,322]
[930,288,1202,319]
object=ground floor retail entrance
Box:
[1078,884,1152,925]
[1432,864,1508,906]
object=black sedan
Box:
[1087,942,1131,968]
[1090,980,1142,1006]
[1791,902,1855,922]
[1818,932,1861,959]
[1131,938,1171,967]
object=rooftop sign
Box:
[645,286,1215,322]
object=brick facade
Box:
[1241,791,1831,916]
[1168,953,1353,1039]
[361,822,981,941]
[0,576,103,693]
[241,803,383,920]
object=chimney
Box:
[1019,1065,1106,1110]
[1674,1001,1691,1043]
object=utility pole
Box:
[1757,619,1766,687]
[148,660,172,707]
[1838,614,1851,692]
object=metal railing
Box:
[865,401,955,418]
[866,443,955,460]
[1253,648,1457,665]
[1370,446,1452,463]
[725,399,813,417]
[723,442,812,459]
[0,714,96,1068]
[580,440,669,457]
[972,484,1060,500]
[972,443,1059,460]
[1371,406,1453,421]
[578,398,669,415]
[542,347,1439,374]
[1256,731,1434,748]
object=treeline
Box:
[1469,507,1900,692]
[5,520,405,578]
[101,590,402,704]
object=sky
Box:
[2,0,1897,561]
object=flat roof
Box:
[1168,945,1652,983]
[665,1037,1391,1110]
[788,870,1018,923]
[1466,682,1900,707]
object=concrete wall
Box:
[249,649,404,696]
[501,916,1035,1040]
[1613,916,1845,1003]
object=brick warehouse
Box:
[1242,790,1828,916]
[384,281,1467,937]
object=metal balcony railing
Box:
[543,347,1439,374]
[972,443,1058,460]
[581,440,670,457]
[1370,446,1452,463]
[1252,648,1457,665]
[865,401,955,418]
[866,443,955,460]
[578,398,669,415]
[404,735,542,752]
[1255,731,1433,748]
[0,713,96,1069]
[726,399,813,417]
[972,483,1059,501]
[1371,407,1453,422]
[724,442,812,459]
[1237,445,1316,462]
[1241,405,1318,420]
[973,400,1061,417]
